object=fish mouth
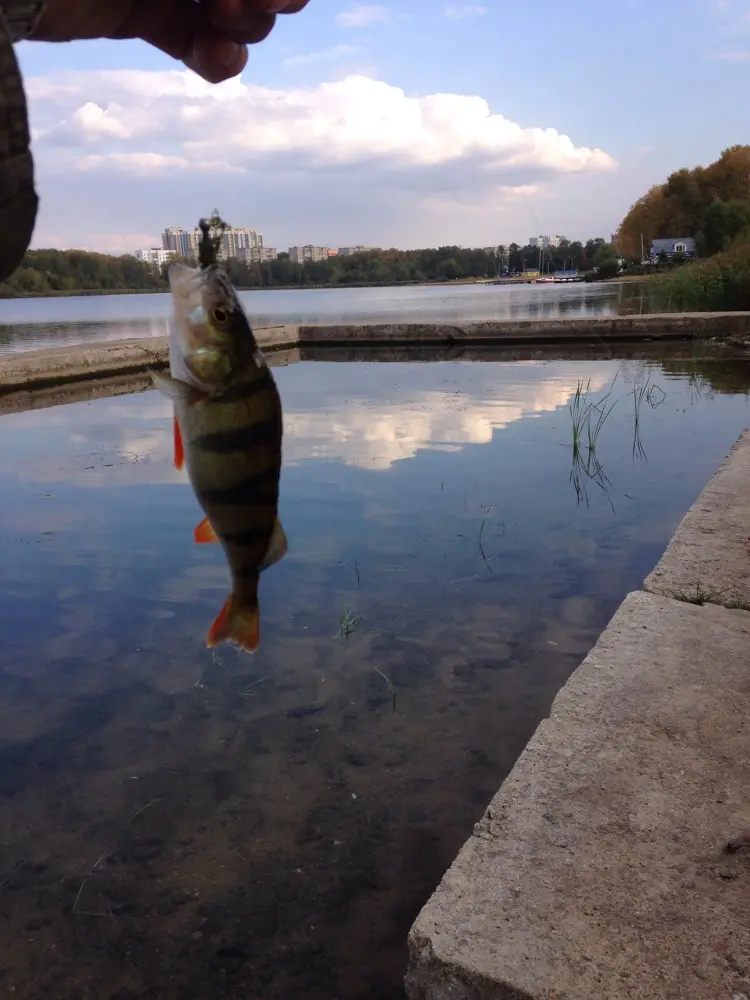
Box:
[167,261,210,373]
[168,261,201,299]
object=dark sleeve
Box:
[0,2,44,283]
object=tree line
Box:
[1,238,624,297]
[617,144,750,259]
[0,248,165,297]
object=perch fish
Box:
[152,260,287,654]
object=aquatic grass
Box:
[632,377,666,461]
[478,515,498,574]
[72,797,163,918]
[568,376,619,509]
[335,605,361,639]
[373,666,397,711]
[0,859,26,891]
[568,373,664,507]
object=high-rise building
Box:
[161,226,200,259]
[244,246,277,265]
[162,225,263,261]
[136,247,172,267]
[528,235,564,250]
[221,227,263,259]
[289,245,329,264]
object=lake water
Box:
[0,347,748,999]
[0,280,645,355]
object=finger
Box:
[209,11,277,46]
[206,0,308,33]
[113,0,252,82]
[187,29,249,82]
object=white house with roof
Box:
[649,237,696,263]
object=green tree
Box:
[597,258,619,279]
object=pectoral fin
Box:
[173,411,185,471]
[260,517,288,571]
[151,370,206,405]
[194,517,219,544]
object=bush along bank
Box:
[648,240,750,312]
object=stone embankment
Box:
[1,312,750,394]
[405,429,750,1000]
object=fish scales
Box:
[152,254,288,654]
[178,369,282,585]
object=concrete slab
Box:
[406,591,750,1000]
[297,313,750,346]
[0,327,299,393]
[644,429,750,608]
[1,313,749,395]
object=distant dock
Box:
[486,268,584,285]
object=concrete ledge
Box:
[644,429,750,608]
[1,312,750,394]
[406,425,750,1000]
[0,326,298,393]
[406,591,750,1000]
[296,312,750,346]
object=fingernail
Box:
[214,38,243,67]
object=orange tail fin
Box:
[173,411,185,471]
[206,593,260,654]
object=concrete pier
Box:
[405,430,750,1000]
[1,311,749,394]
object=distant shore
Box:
[0,275,646,301]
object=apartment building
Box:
[162,225,264,261]
[161,226,200,259]
[337,245,376,257]
[136,247,173,267]
[528,235,563,250]
[289,245,329,264]
[244,246,278,265]
[221,227,263,259]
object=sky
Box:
[14,0,750,255]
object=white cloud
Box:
[335,4,392,27]
[24,68,616,251]
[443,4,486,19]
[283,44,360,67]
[27,70,615,180]
[283,368,616,469]
[9,365,619,484]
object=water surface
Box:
[0,348,747,999]
[0,281,636,355]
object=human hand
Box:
[29,0,310,83]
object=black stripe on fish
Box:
[222,528,275,548]
[197,469,280,506]
[233,565,263,581]
[217,371,276,404]
[192,416,280,454]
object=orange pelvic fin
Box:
[173,411,185,471]
[206,594,260,654]
[194,517,219,544]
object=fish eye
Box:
[212,307,228,324]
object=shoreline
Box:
[405,429,750,999]
[2,312,750,395]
